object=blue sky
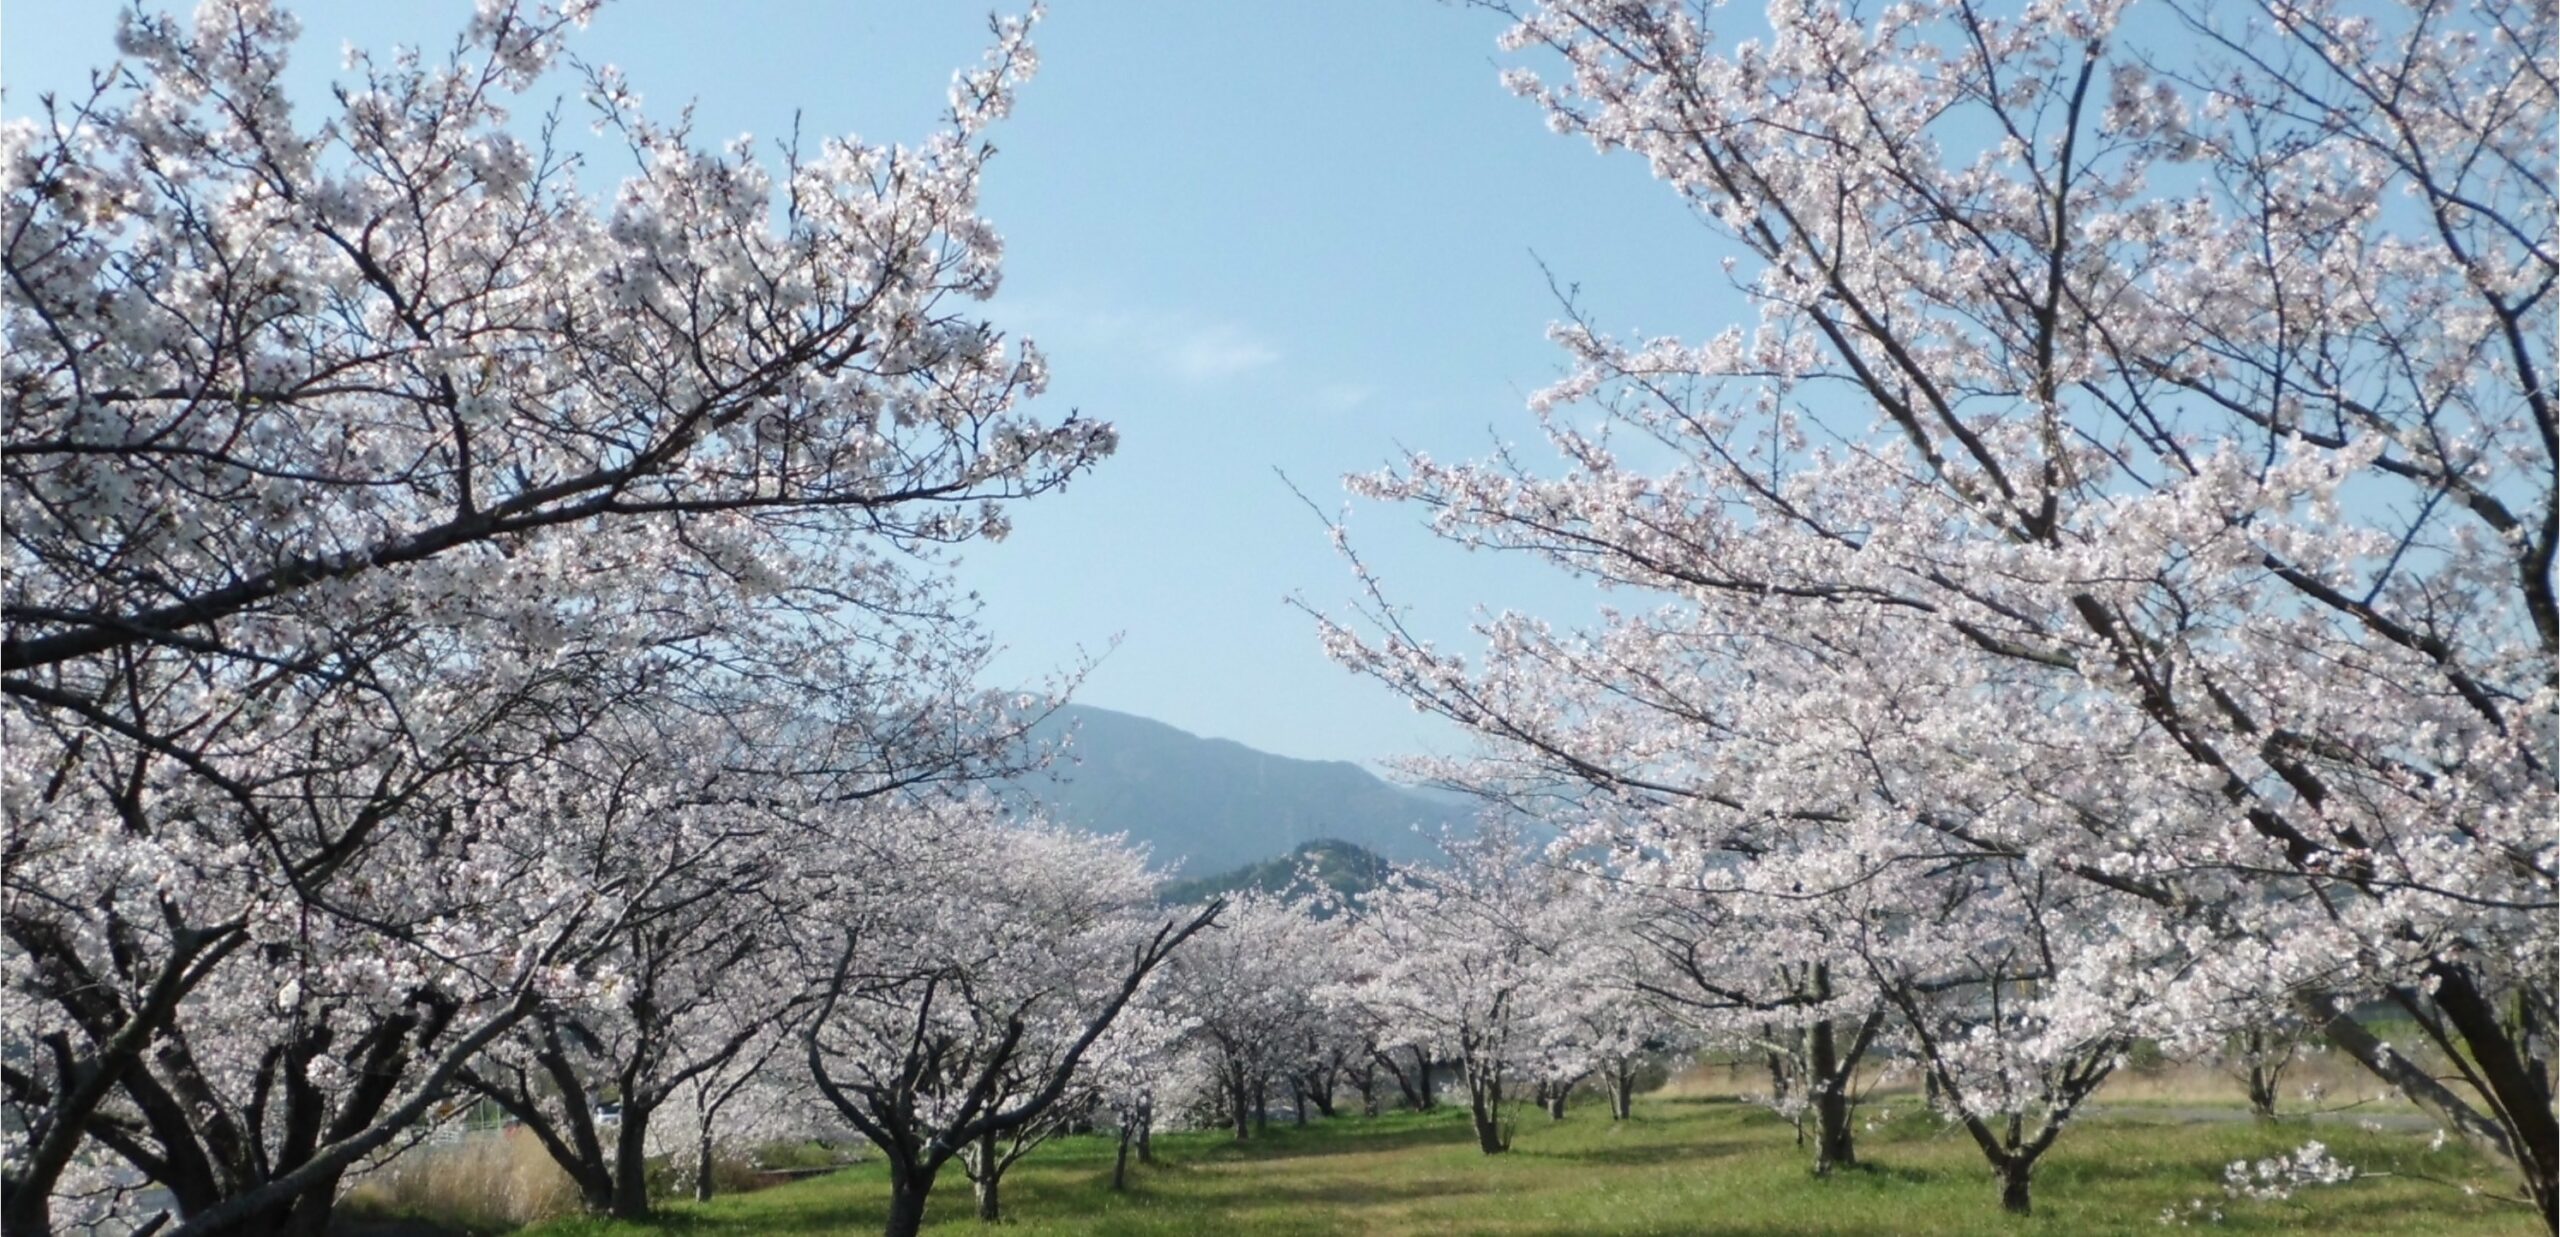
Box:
[4,1,1750,768]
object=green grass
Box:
[524,1097,2539,1236]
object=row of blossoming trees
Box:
[5,0,2551,1234]
[0,5,1223,1236]
[1306,0,2553,1226]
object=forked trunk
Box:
[1470,1099,1508,1154]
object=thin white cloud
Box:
[1000,295,1279,386]
[1314,383,1377,412]
[1166,324,1281,383]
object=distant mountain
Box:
[1002,704,1467,879]
[1157,838,1395,907]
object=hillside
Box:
[1155,838,1395,907]
[1003,705,1466,878]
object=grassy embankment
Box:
[514,1093,2536,1236]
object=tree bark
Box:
[1999,1159,2034,1215]
[1111,1120,1134,1191]
[971,1132,1001,1222]
[694,1118,717,1203]
[1137,1100,1154,1164]
[883,1162,933,1237]
[1469,1097,1508,1154]
[1808,1019,1855,1174]
[1464,1056,1508,1155]
[610,1103,654,1220]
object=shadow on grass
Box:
[1524,1139,1770,1168]
[1164,1171,1497,1211]
[1179,1120,1479,1163]
[1832,1159,1940,1185]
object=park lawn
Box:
[526,1098,2539,1237]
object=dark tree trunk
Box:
[1806,1018,1863,1175]
[2242,1027,2281,1120]
[1547,1089,1567,1120]
[189,1192,336,1237]
[1999,1159,2033,1215]
[1112,1120,1134,1191]
[610,1103,654,1220]
[1305,1072,1339,1119]
[695,1119,718,1203]
[1812,1085,1855,1174]
[1465,1057,1508,1155]
[1252,1078,1269,1133]
[1290,1076,1307,1127]
[1608,1060,1635,1120]
[1228,1068,1252,1141]
[1412,1046,1437,1109]
[2246,1063,2280,1120]
[883,1163,934,1237]
[1469,1096,1508,1154]
[1137,1100,1154,1164]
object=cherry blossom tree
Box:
[1323,0,2552,1221]
[799,805,1217,1237]
[4,2,1106,1233]
[452,711,821,1221]
[1331,824,1566,1156]
[1159,891,1347,1139]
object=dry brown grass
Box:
[1663,1046,2430,1118]
[342,1126,583,1232]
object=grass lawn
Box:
[523,1097,2539,1236]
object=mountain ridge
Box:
[1001,703,1465,878]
